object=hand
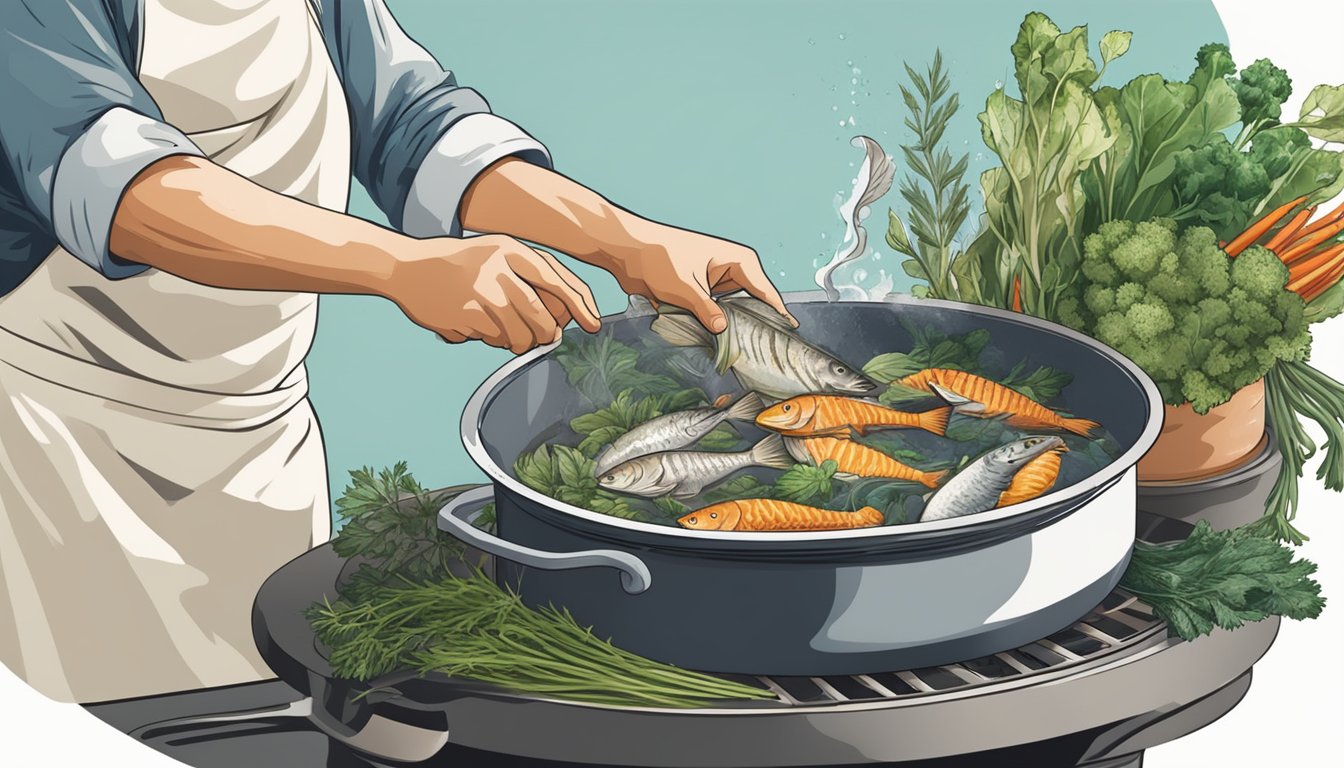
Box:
[384,235,601,354]
[599,221,796,333]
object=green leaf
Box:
[514,445,558,494]
[886,209,916,255]
[1000,362,1074,402]
[1286,83,1344,142]
[578,425,627,457]
[773,461,838,504]
[1306,279,1344,324]
[697,426,742,451]
[553,446,591,490]
[701,475,773,503]
[653,497,688,517]
[1099,30,1132,65]
[863,352,922,383]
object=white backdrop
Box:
[1,0,1342,765]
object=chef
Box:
[0,0,791,703]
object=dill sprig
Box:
[887,50,972,300]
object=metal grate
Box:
[751,591,1164,706]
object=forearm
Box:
[459,158,658,269]
[109,156,404,296]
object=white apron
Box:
[0,0,350,703]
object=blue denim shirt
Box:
[0,0,551,295]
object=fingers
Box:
[719,256,797,327]
[490,278,560,354]
[676,273,729,334]
[507,249,602,333]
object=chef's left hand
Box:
[600,221,797,334]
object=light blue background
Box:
[309,0,1226,515]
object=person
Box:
[0,0,792,704]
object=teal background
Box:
[309,0,1226,518]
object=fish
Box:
[919,436,1068,522]
[755,395,951,438]
[896,368,1101,437]
[785,437,947,488]
[596,434,793,499]
[592,391,765,476]
[650,295,876,401]
[997,448,1065,507]
[677,499,885,532]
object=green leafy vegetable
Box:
[998,360,1073,402]
[1263,359,1344,544]
[554,334,682,405]
[1120,520,1325,640]
[1285,83,1344,142]
[514,445,636,519]
[331,463,463,584]
[308,575,771,707]
[886,50,972,300]
[1055,218,1310,412]
[773,460,839,504]
[701,474,774,503]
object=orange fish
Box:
[996,447,1065,507]
[896,368,1100,437]
[677,499,884,532]
[788,437,947,488]
[755,395,951,438]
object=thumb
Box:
[681,289,727,334]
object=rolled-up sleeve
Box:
[0,0,204,277]
[323,0,551,237]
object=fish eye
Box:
[782,404,792,412]
[604,474,616,482]
[710,512,718,519]
[835,365,848,374]
[687,517,698,525]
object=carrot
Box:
[1279,218,1344,263]
[1011,276,1023,312]
[1226,195,1309,257]
[1287,243,1344,295]
[1301,260,1344,303]
[1291,198,1344,244]
[1265,206,1316,255]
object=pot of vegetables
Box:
[440,292,1163,676]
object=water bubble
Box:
[852,67,862,75]
[847,60,853,67]
[808,38,815,45]
[778,271,786,277]
[839,120,846,126]
[821,233,828,239]
[873,252,882,261]
[847,116,856,126]
[854,268,868,282]
[832,105,838,111]
[838,33,846,40]
[851,77,858,85]
[994,79,1004,89]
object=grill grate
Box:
[751,591,1163,707]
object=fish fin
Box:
[834,471,861,482]
[723,391,765,421]
[722,295,798,332]
[851,424,868,436]
[783,437,813,464]
[713,316,739,375]
[857,506,885,527]
[929,382,985,413]
[752,433,795,470]
[650,314,713,349]
[923,469,951,489]
[1061,417,1102,437]
[624,294,658,318]
[919,407,953,436]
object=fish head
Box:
[812,357,877,396]
[597,459,665,496]
[677,504,740,531]
[755,396,817,432]
[989,436,1068,467]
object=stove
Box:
[85,513,1278,768]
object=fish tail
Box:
[918,407,952,436]
[1061,417,1102,437]
[857,506,885,527]
[752,433,795,470]
[920,468,950,489]
[650,313,713,349]
[724,391,766,421]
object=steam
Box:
[814,136,895,301]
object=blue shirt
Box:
[0,0,551,295]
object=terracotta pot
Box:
[1137,379,1266,482]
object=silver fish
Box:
[597,434,793,499]
[919,436,1067,522]
[650,296,876,401]
[592,391,765,476]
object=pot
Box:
[1136,379,1266,482]
[438,293,1164,676]
[1137,428,1281,531]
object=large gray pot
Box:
[439,293,1164,675]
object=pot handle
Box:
[437,485,652,595]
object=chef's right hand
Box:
[386,235,602,354]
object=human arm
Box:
[109,156,600,353]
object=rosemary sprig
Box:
[886,50,971,300]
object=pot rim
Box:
[460,293,1165,543]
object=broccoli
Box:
[1059,218,1310,413]
[1231,58,1293,126]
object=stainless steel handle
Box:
[437,485,652,595]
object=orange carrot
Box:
[1302,260,1344,303]
[1265,206,1316,255]
[1292,199,1344,243]
[1279,218,1344,263]
[1287,243,1344,294]
[1011,276,1023,312]
[1226,195,1309,257]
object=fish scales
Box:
[677,499,885,532]
[797,437,945,487]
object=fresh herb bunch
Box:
[554,334,682,405]
[514,444,637,519]
[331,463,464,586]
[308,574,771,707]
[1121,520,1325,640]
[1264,359,1344,544]
[886,51,972,301]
